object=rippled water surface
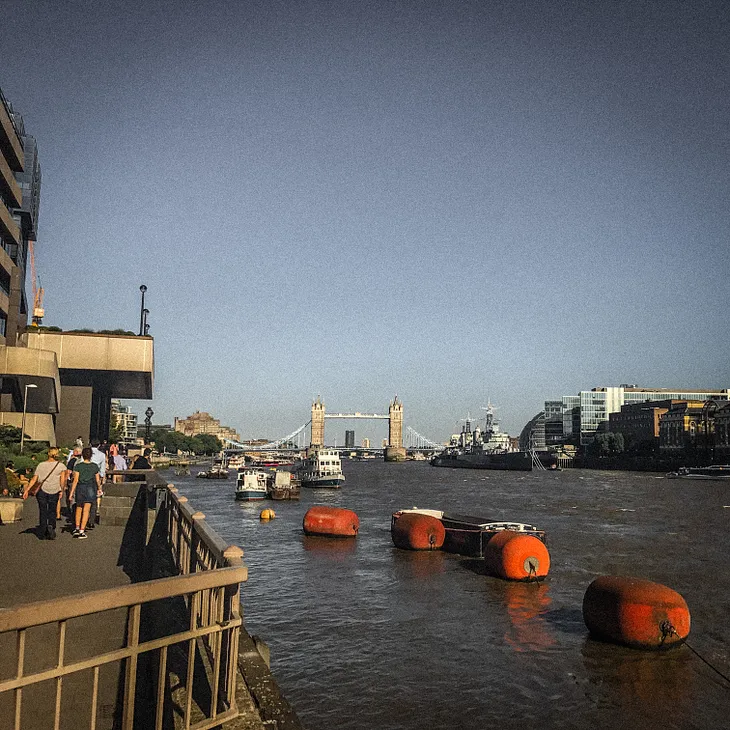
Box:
[176,462,730,730]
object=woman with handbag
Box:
[23,447,65,540]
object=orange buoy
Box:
[582,575,690,649]
[484,530,550,581]
[391,513,445,550]
[303,506,359,538]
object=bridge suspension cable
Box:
[223,422,310,451]
[405,426,443,450]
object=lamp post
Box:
[20,384,38,453]
[142,308,149,336]
[139,285,147,336]
[145,407,154,444]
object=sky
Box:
[2,0,728,442]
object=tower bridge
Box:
[311,396,405,461]
[222,396,443,458]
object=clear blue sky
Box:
[2,0,728,441]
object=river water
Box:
[175,462,730,730]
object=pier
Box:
[0,472,303,730]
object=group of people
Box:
[22,441,154,541]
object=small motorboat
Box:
[197,465,229,479]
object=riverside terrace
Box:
[0,472,303,730]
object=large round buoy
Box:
[260,508,276,521]
[582,575,690,649]
[303,506,359,537]
[484,530,550,581]
[391,513,445,550]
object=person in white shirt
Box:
[88,439,107,529]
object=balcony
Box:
[0,90,23,173]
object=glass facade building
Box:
[576,387,728,445]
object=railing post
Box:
[190,512,205,575]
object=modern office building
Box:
[561,396,580,441]
[584,387,727,445]
[543,400,563,445]
[0,84,154,446]
[344,429,355,448]
[519,412,546,451]
[111,399,139,444]
[552,386,729,445]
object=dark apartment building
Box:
[345,430,355,448]
[0,83,154,446]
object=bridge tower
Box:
[310,396,325,448]
[385,395,406,462]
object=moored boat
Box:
[268,470,301,500]
[235,468,269,501]
[391,509,546,559]
[666,465,730,481]
[430,405,532,471]
[197,465,229,479]
[295,449,345,488]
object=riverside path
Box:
[0,473,303,730]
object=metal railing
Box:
[0,478,247,730]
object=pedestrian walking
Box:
[63,446,82,521]
[22,447,65,540]
[69,447,102,539]
[88,439,107,529]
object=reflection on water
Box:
[497,581,557,653]
[176,463,729,730]
[581,639,693,726]
[302,534,357,556]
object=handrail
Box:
[0,565,247,633]
[0,482,248,730]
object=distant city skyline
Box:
[2,0,728,440]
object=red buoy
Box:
[582,575,690,649]
[303,506,359,538]
[391,513,445,550]
[484,530,550,581]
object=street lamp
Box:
[139,285,147,336]
[20,384,38,453]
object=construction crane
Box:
[28,240,44,326]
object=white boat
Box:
[235,469,269,501]
[667,465,730,481]
[296,449,345,488]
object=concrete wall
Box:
[55,385,92,447]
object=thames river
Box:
[176,461,729,730]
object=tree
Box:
[193,434,223,455]
[591,432,625,458]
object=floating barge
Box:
[392,509,546,558]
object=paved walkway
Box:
[0,499,283,730]
[0,509,131,608]
[0,504,133,730]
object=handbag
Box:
[29,461,62,496]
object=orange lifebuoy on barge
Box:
[483,530,551,581]
[582,575,690,649]
[303,506,359,538]
[391,512,445,550]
